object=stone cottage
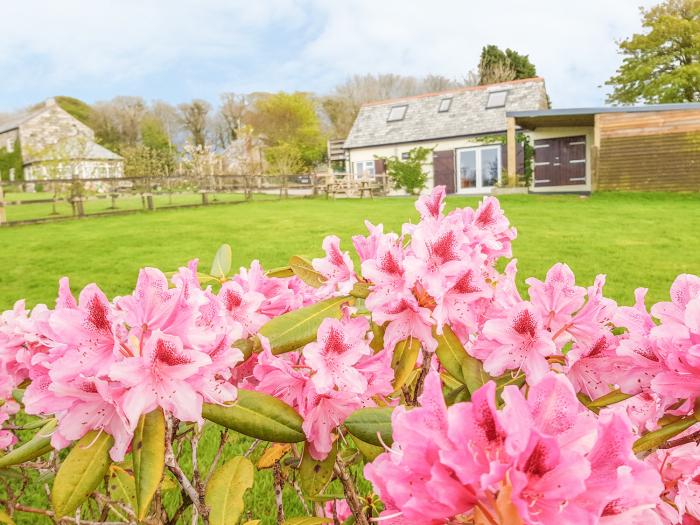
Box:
[0,98,123,182]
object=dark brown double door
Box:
[533,136,586,187]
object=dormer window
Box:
[438,97,452,113]
[486,90,508,109]
[387,105,408,122]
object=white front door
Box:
[456,145,501,193]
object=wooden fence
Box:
[0,173,389,226]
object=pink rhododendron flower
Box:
[313,235,357,296]
[303,314,372,394]
[473,302,556,382]
[110,331,211,429]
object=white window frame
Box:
[354,160,375,179]
[456,145,501,193]
[486,90,508,109]
[387,105,408,122]
[438,98,452,112]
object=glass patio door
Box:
[457,145,501,193]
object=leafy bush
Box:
[383,146,431,194]
[0,189,699,524]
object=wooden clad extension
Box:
[597,110,700,192]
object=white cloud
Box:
[299,0,657,106]
[0,0,657,108]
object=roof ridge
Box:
[360,77,545,107]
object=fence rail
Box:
[0,173,389,226]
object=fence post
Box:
[0,184,6,225]
[146,193,155,211]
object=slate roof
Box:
[0,108,38,134]
[344,78,548,149]
[26,138,123,163]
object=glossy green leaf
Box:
[0,419,56,469]
[267,266,295,278]
[588,389,633,408]
[299,441,337,496]
[633,416,697,454]
[344,407,393,448]
[282,519,332,525]
[11,389,24,404]
[133,409,166,520]
[52,430,113,519]
[205,456,255,525]
[352,435,384,462]
[0,509,14,525]
[211,244,232,279]
[203,389,305,443]
[259,296,351,355]
[435,326,488,393]
[289,255,324,288]
[108,465,137,510]
[391,337,421,390]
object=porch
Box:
[505,108,599,193]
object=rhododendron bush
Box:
[1,187,699,525]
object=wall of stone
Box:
[19,101,95,161]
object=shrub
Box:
[0,188,698,524]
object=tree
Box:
[606,0,700,104]
[213,93,250,149]
[246,92,326,171]
[178,99,211,148]
[478,45,537,84]
[91,96,147,152]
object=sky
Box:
[0,0,658,113]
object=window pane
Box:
[481,148,499,187]
[387,105,407,121]
[459,150,477,189]
[365,161,375,177]
[438,98,452,112]
[355,162,364,175]
[486,91,507,108]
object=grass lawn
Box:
[1,191,700,524]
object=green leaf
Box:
[633,416,697,454]
[108,465,137,510]
[349,281,370,299]
[211,244,232,279]
[299,441,337,496]
[435,326,488,393]
[52,430,113,519]
[587,389,633,408]
[243,521,261,525]
[133,409,166,521]
[282,519,332,525]
[391,337,420,390]
[344,407,393,448]
[202,390,305,443]
[205,456,255,525]
[0,509,14,525]
[259,296,351,355]
[289,255,324,288]
[352,435,384,462]
[11,389,24,404]
[233,338,256,360]
[369,322,385,353]
[0,419,56,469]
[267,266,295,278]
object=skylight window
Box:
[486,90,508,109]
[387,105,408,122]
[438,97,452,112]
